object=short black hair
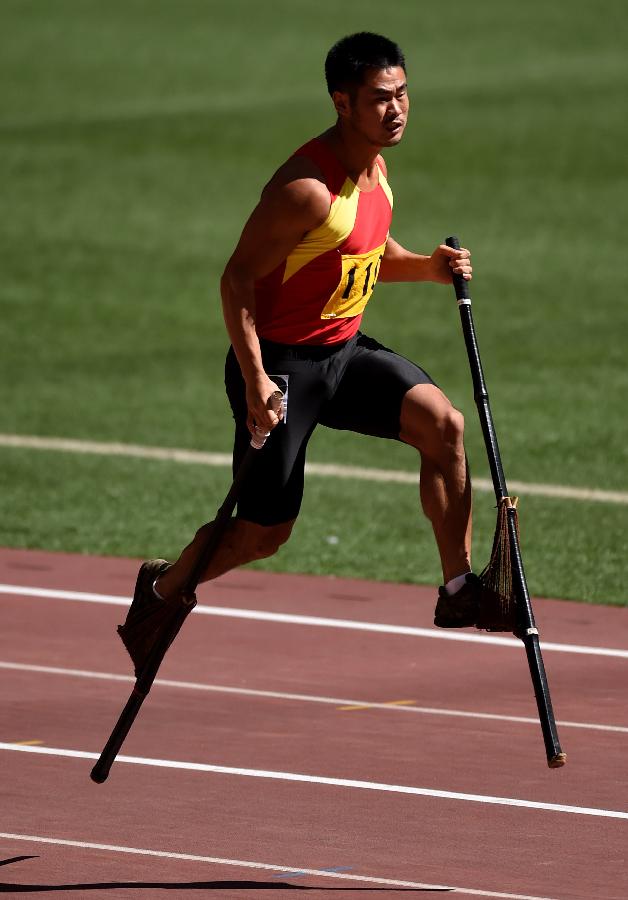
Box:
[325,32,406,96]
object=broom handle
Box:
[90,598,191,783]
[183,444,258,594]
[90,392,284,783]
[445,236,565,768]
[450,273,508,502]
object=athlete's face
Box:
[334,66,409,148]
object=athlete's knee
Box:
[194,521,217,544]
[230,518,294,562]
[423,407,465,467]
[401,388,465,455]
[249,520,294,559]
[438,406,465,448]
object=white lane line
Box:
[1,432,626,505]
[2,742,628,820]
[0,832,561,900]
[2,582,628,659]
[0,583,128,606]
[2,660,627,735]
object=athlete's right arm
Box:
[221,157,329,435]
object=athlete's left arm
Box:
[378,235,472,284]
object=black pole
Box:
[446,236,565,768]
[90,396,284,783]
[89,597,194,783]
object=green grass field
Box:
[2,0,627,605]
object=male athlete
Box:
[134,32,481,629]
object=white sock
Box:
[444,572,471,596]
[152,579,165,601]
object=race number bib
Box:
[320,243,386,320]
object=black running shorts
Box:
[224,332,434,526]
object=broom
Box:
[90,390,285,783]
[446,236,566,768]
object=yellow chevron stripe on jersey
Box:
[378,170,394,212]
[282,177,359,284]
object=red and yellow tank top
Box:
[254,138,393,344]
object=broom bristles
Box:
[477,496,519,632]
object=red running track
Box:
[1,547,627,899]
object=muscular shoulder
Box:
[377,154,388,178]
[259,154,331,232]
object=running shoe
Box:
[433,572,481,628]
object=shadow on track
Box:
[0,883,451,893]
[0,857,452,892]
[0,858,38,868]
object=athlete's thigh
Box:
[225,345,332,525]
[318,333,435,440]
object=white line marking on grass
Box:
[0,832,561,900]
[2,660,627,735]
[2,742,628,820]
[1,432,626,505]
[2,582,628,659]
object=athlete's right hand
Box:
[245,375,283,437]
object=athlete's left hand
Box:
[428,244,472,284]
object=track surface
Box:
[1,547,627,899]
